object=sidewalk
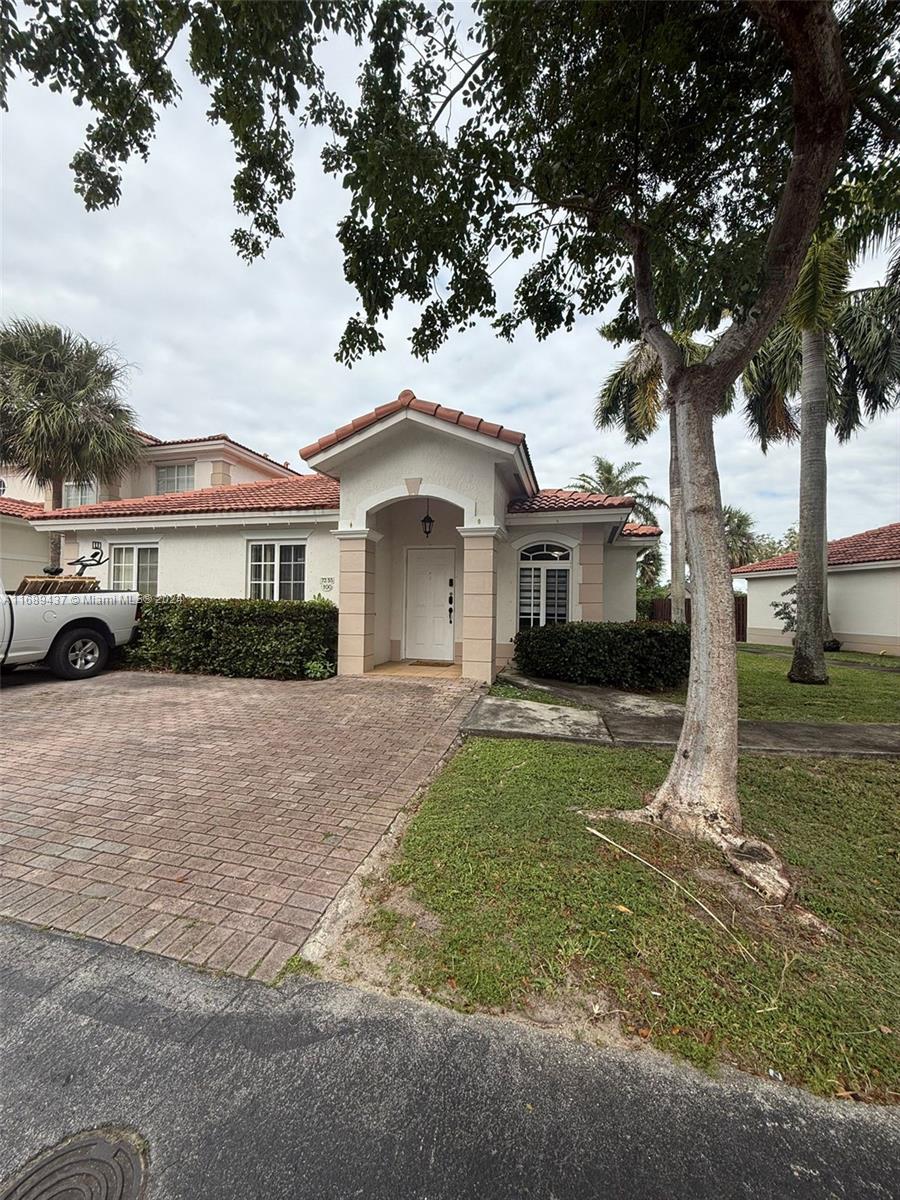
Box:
[460,671,900,757]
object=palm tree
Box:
[570,456,667,526]
[594,334,739,621]
[743,234,900,684]
[0,318,143,567]
[636,542,663,590]
[722,506,759,569]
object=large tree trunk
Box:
[668,410,687,624]
[614,386,792,903]
[789,330,829,684]
[48,477,63,569]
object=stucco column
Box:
[579,523,605,621]
[335,530,378,675]
[459,528,502,683]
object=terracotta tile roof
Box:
[621,523,663,537]
[507,488,634,514]
[734,522,900,574]
[32,476,340,522]
[0,497,45,519]
[300,389,527,461]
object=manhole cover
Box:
[0,1128,146,1199]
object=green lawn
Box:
[653,650,900,723]
[747,644,900,668]
[370,739,899,1101]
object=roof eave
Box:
[33,507,341,532]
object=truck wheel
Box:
[48,627,110,680]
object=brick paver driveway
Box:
[0,669,477,981]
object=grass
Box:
[748,644,900,668]
[651,650,900,724]
[370,738,899,1101]
[488,682,589,709]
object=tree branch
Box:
[624,223,685,383]
[428,51,489,132]
[706,0,849,384]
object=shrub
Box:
[513,620,690,691]
[125,595,338,680]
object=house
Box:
[0,430,300,587]
[22,390,661,681]
[734,522,900,656]
[0,430,299,509]
[0,498,49,582]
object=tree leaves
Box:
[4,1,898,366]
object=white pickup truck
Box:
[0,575,141,680]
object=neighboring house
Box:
[27,390,661,681]
[734,522,900,656]
[0,498,50,583]
[0,430,298,509]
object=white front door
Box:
[405,548,455,662]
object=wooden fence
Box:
[649,594,748,642]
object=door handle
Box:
[448,606,453,623]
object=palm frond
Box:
[785,234,852,332]
[1,318,142,487]
[741,324,801,450]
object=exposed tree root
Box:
[586,801,794,906]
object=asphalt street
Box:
[1,920,897,1199]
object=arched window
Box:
[518,543,571,630]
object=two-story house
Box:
[0,432,300,593]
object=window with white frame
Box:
[111,544,159,595]
[518,543,571,630]
[156,463,195,493]
[248,541,306,601]
[63,481,98,507]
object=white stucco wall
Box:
[336,421,506,530]
[63,521,339,599]
[745,565,900,654]
[0,470,47,505]
[601,544,639,621]
[0,516,51,587]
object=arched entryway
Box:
[335,493,502,682]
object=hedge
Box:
[124,595,338,680]
[513,620,690,691]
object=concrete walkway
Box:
[460,671,900,757]
[3,920,898,1199]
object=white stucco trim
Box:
[509,529,580,552]
[351,482,477,528]
[456,525,507,540]
[506,511,630,528]
[332,528,384,543]
[33,508,339,533]
[241,531,309,542]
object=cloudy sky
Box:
[4,40,898,567]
